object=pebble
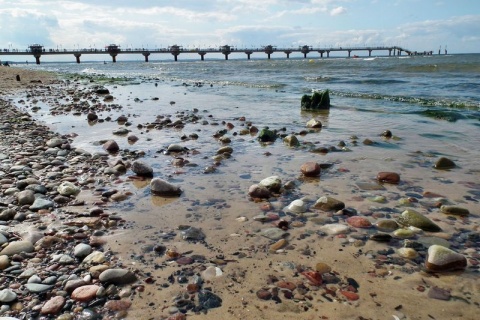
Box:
[40,296,65,315]
[71,285,100,302]
[104,299,132,311]
[397,247,419,259]
[440,205,470,216]
[313,196,345,212]
[318,223,349,235]
[0,289,17,303]
[396,209,441,232]
[99,269,137,285]
[434,157,456,169]
[74,243,92,258]
[0,241,34,256]
[284,199,307,214]
[425,245,467,272]
[150,178,182,196]
[269,239,288,252]
[261,228,288,240]
[346,216,372,228]
[315,262,332,274]
[300,162,321,177]
[258,176,282,192]
[375,219,399,232]
[131,160,153,176]
[0,256,9,270]
[25,283,54,293]
[377,172,400,184]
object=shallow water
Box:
[10,54,480,319]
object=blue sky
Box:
[0,0,479,54]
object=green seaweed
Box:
[301,90,330,110]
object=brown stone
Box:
[104,299,132,311]
[103,140,119,152]
[300,162,321,177]
[377,172,400,184]
[256,289,272,300]
[346,216,372,228]
[40,296,65,315]
[276,281,296,291]
[71,285,100,302]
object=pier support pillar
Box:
[198,52,206,61]
[284,50,292,59]
[318,51,324,58]
[110,53,117,63]
[348,50,351,58]
[244,51,253,60]
[267,53,271,59]
[303,53,307,58]
[34,55,41,65]
[286,53,289,58]
[74,53,81,63]
[388,49,392,56]
[327,51,330,58]
[223,53,230,60]
[143,52,150,62]
[368,50,372,57]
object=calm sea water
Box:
[20,53,479,157]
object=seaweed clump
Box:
[301,90,330,110]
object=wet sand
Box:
[1,65,479,320]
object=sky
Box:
[0,0,479,54]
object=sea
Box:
[9,53,480,319]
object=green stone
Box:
[396,209,441,232]
[375,219,399,232]
[393,229,415,239]
[440,205,469,216]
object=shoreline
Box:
[0,65,479,320]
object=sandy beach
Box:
[0,65,479,320]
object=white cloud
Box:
[330,6,346,16]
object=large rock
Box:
[0,208,17,221]
[131,160,153,177]
[258,176,282,193]
[99,268,137,285]
[150,178,182,196]
[301,90,330,110]
[29,198,54,211]
[396,209,441,232]
[313,196,345,212]
[425,245,467,272]
[0,241,34,256]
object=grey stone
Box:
[131,160,153,177]
[99,268,137,285]
[25,283,54,293]
[17,189,35,205]
[0,241,34,256]
[0,289,17,303]
[29,198,54,211]
[74,243,92,258]
[258,176,282,193]
[150,178,182,196]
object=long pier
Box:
[0,44,433,64]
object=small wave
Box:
[331,90,480,111]
[81,68,98,74]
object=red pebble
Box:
[301,270,323,286]
[340,290,359,301]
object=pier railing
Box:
[0,44,434,64]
